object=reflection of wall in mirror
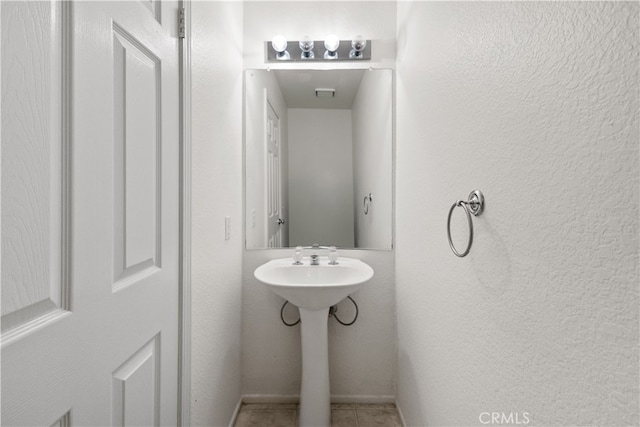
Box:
[245,70,289,248]
[353,69,393,248]
[288,109,355,248]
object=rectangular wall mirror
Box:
[244,68,393,250]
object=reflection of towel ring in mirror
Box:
[363,193,373,215]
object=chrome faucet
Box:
[305,244,325,265]
[292,243,338,266]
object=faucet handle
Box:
[293,246,303,265]
[328,246,339,265]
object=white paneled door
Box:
[1,1,181,425]
[265,97,283,248]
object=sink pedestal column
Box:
[298,307,331,427]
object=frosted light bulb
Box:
[299,36,315,59]
[271,35,287,53]
[324,34,339,59]
[299,36,314,52]
[351,36,366,52]
[324,35,339,52]
[350,35,367,59]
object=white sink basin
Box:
[254,256,374,310]
[254,256,374,426]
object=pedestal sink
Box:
[254,256,374,427]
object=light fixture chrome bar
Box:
[266,39,371,63]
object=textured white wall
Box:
[288,108,355,248]
[352,69,393,249]
[191,2,244,425]
[396,2,639,426]
[242,1,397,400]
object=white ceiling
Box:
[273,69,366,109]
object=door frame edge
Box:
[178,0,192,425]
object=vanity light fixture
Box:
[324,34,339,59]
[266,35,371,62]
[299,36,314,59]
[271,34,290,60]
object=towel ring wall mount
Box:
[447,190,485,257]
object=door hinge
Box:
[178,7,186,39]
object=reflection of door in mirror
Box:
[246,71,290,249]
[266,98,286,247]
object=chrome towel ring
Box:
[447,190,485,257]
[363,193,373,215]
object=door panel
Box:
[112,335,160,427]
[112,22,163,291]
[1,1,180,425]
[1,0,72,348]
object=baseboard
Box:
[236,393,396,405]
[330,394,396,404]
[395,400,407,427]
[228,396,244,427]
[241,394,300,404]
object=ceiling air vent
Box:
[315,88,336,98]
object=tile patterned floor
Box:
[234,402,402,427]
